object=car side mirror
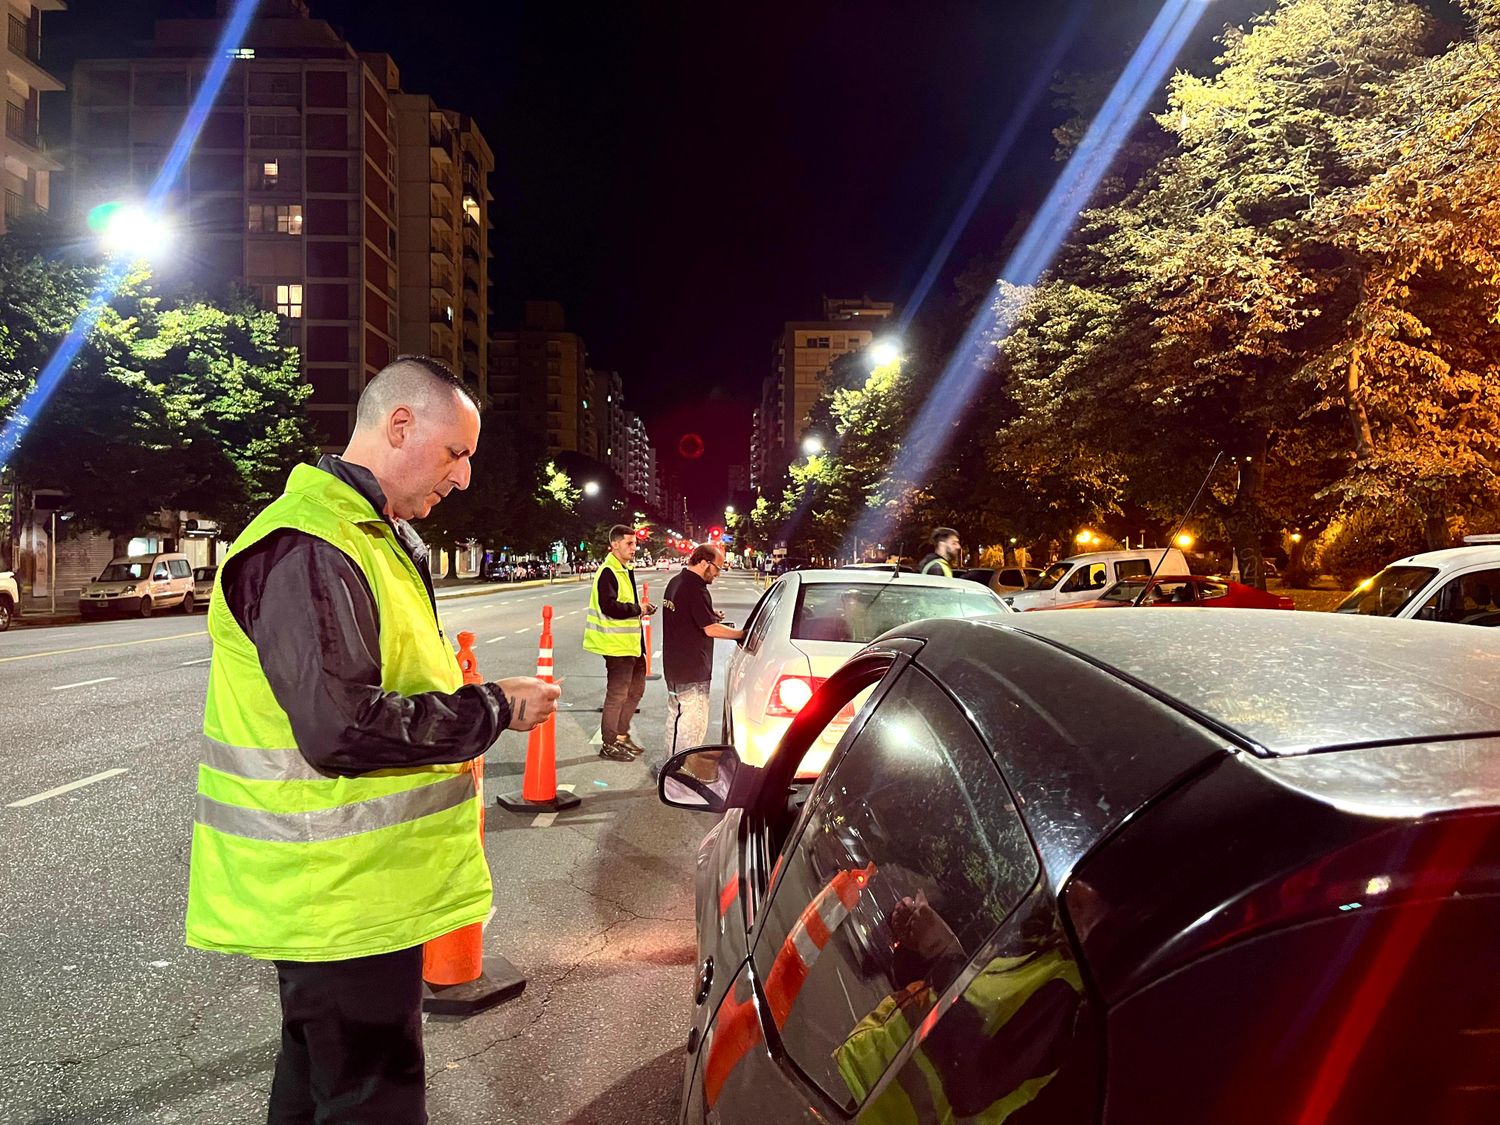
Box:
[658,744,751,814]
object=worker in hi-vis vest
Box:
[186,356,560,1124]
[584,523,657,761]
[917,527,963,577]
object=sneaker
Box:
[619,735,647,757]
[598,740,634,762]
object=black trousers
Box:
[601,654,647,744]
[268,945,426,1125]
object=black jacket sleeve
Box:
[596,565,641,619]
[225,531,511,775]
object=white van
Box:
[1004,548,1191,611]
[1334,537,1500,626]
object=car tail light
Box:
[766,675,825,717]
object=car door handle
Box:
[695,957,713,1005]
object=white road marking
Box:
[180,657,212,667]
[512,628,529,636]
[484,906,497,929]
[0,631,207,664]
[51,677,116,692]
[531,812,557,829]
[8,768,128,808]
[590,725,603,746]
[484,636,504,645]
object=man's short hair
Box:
[931,527,959,547]
[609,524,634,543]
[355,355,476,431]
[688,545,719,566]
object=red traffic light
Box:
[636,527,649,540]
[709,526,723,540]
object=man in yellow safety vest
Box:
[584,523,656,761]
[186,356,560,1123]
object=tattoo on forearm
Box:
[505,695,527,724]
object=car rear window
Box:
[792,581,1000,644]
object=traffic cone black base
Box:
[422,954,527,1017]
[496,788,581,813]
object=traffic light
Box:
[636,527,649,540]
[709,526,723,541]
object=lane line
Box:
[512,628,529,635]
[180,657,212,667]
[0,630,208,664]
[8,768,128,808]
[531,812,557,829]
[484,636,504,645]
[52,676,116,691]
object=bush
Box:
[1317,510,1424,589]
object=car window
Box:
[999,568,1023,586]
[751,669,1039,1112]
[791,582,999,644]
[99,562,148,582]
[1335,565,1438,616]
[1198,579,1228,602]
[153,564,171,581]
[1416,568,1500,626]
[1062,564,1106,593]
[169,559,192,578]
[745,582,787,655]
[1143,580,1194,605]
[193,567,216,582]
[1115,558,1152,580]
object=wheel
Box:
[139,597,154,618]
[0,598,12,632]
[181,593,195,614]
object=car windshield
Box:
[99,562,149,582]
[1030,561,1073,591]
[791,582,999,644]
[1335,565,1439,617]
[193,567,215,581]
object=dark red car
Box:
[1048,574,1294,611]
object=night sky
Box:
[41,0,1267,519]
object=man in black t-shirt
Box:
[652,545,744,779]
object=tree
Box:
[0,218,316,541]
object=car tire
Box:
[181,593,195,614]
[139,597,154,618]
[0,597,12,632]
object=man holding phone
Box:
[653,544,744,779]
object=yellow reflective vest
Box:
[583,552,643,657]
[185,463,490,961]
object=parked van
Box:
[1004,548,1191,611]
[1335,536,1500,626]
[79,553,196,618]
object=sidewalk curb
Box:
[434,575,585,602]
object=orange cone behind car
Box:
[497,606,581,813]
[420,630,526,1015]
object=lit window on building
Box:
[275,283,303,318]
[462,195,481,225]
[262,159,279,188]
[248,203,303,234]
[227,48,255,60]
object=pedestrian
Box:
[917,527,963,577]
[584,523,657,761]
[185,355,560,1125]
[653,544,743,779]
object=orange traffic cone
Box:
[420,631,527,1017]
[643,581,661,681]
[497,605,581,813]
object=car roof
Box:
[1385,544,1500,570]
[990,609,1500,756]
[1053,548,1178,564]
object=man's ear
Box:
[387,405,415,447]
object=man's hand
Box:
[640,601,657,617]
[495,676,562,731]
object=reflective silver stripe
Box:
[202,737,330,782]
[195,771,474,843]
[584,619,641,634]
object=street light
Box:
[1175,532,1195,550]
[582,480,600,497]
[88,201,172,261]
[725,505,736,515]
[802,436,824,456]
[1076,530,1096,547]
[868,338,903,368]
[1290,531,1303,544]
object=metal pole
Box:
[49,510,56,615]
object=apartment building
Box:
[1,0,63,233]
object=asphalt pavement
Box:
[0,570,766,1124]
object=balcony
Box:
[429,306,453,325]
[429,120,454,161]
[4,105,58,171]
[430,177,452,203]
[5,17,62,93]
